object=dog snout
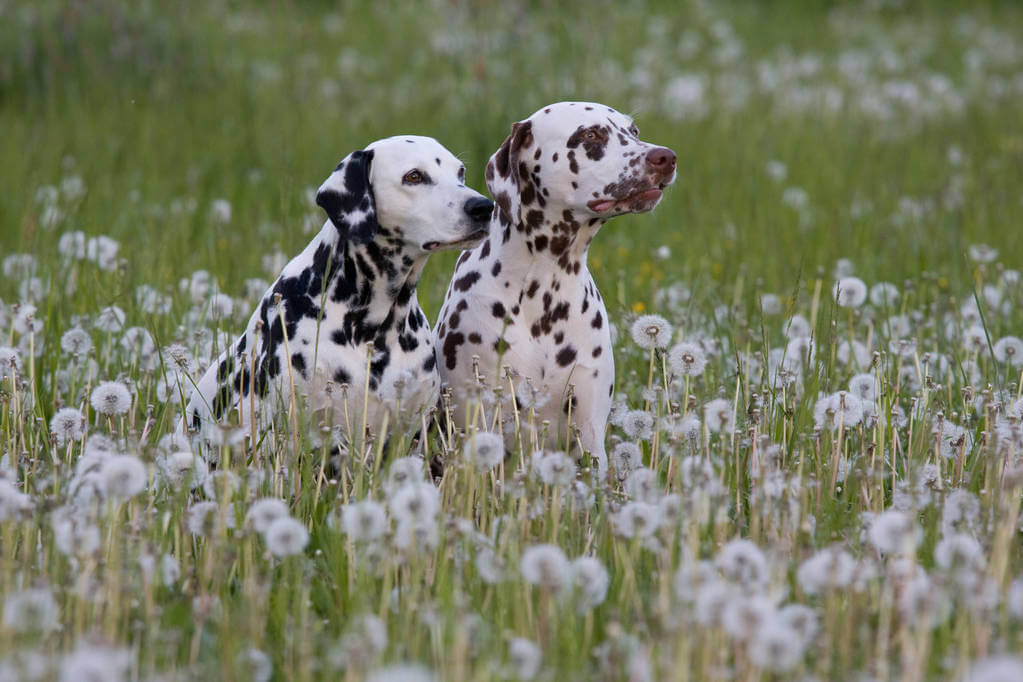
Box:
[645,146,677,172]
[464,196,495,223]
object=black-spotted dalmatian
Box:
[435,102,676,477]
[185,136,493,448]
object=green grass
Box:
[2,1,1023,680]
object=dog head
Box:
[317,136,493,252]
[486,102,676,227]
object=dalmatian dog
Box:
[435,102,676,477]
[185,136,494,451]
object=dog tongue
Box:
[590,199,617,212]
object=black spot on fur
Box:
[453,271,481,292]
[556,346,577,367]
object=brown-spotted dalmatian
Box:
[435,102,676,477]
[185,136,493,450]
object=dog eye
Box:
[403,170,423,185]
[457,167,465,183]
[629,125,640,136]
[584,130,597,140]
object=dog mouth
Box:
[587,185,667,214]
[423,228,488,252]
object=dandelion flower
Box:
[0,480,34,521]
[58,230,88,259]
[765,160,787,181]
[937,420,972,460]
[508,638,542,680]
[91,381,132,416]
[462,431,505,470]
[2,588,59,633]
[50,407,85,447]
[263,516,309,556]
[784,315,811,339]
[833,276,868,308]
[779,604,819,644]
[86,235,120,271]
[210,199,233,224]
[704,398,735,434]
[100,454,147,501]
[993,336,1023,367]
[340,500,389,542]
[630,314,672,349]
[941,489,981,536]
[520,544,570,592]
[624,468,660,502]
[760,293,782,315]
[246,498,291,533]
[668,342,708,377]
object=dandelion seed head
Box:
[621,409,655,440]
[722,593,775,640]
[748,617,805,672]
[264,515,309,556]
[366,664,437,682]
[60,643,133,682]
[2,588,59,633]
[797,547,856,595]
[668,341,708,377]
[93,305,126,333]
[704,398,735,434]
[384,457,425,496]
[236,648,273,682]
[246,498,290,534]
[868,510,921,554]
[613,501,662,539]
[833,276,868,308]
[340,500,389,542]
[508,638,542,680]
[612,442,644,473]
[630,314,673,349]
[993,336,1023,367]
[90,381,132,416]
[942,489,980,536]
[520,544,570,592]
[967,243,999,263]
[100,454,147,501]
[388,482,440,525]
[716,539,769,587]
[187,501,235,536]
[60,328,93,356]
[869,281,900,307]
[462,431,505,470]
[50,407,85,447]
[532,450,576,486]
[0,346,21,380]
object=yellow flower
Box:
[632,301,646,313]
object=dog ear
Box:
[485,120,533,228]
[315,149,378,243]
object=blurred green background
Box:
[2,0,1022,327]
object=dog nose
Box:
[645,147,677,171]
[464,196,495,222]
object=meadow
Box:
[2,0,1023,679]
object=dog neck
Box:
[488,207,605,279]
[320,224,428,330]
